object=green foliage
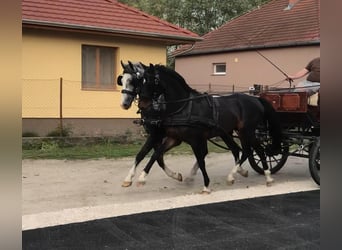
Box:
[40,141,59,152]
[119,0,271,36]
[22,139,228,160]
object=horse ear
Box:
[128,61,134,71]
[140,62,148,69]
[120,60,125,68]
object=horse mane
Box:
[155,65,199,94]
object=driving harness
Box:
[137,93,222,131]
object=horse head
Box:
[139,63,164,99]
[117,60,147,109]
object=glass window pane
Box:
[82,46,96,87]
[99,47,114,87]
[215,64,226,73]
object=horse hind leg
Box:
[226,163,248,185]
[137,137,182,186]
[158,139,182,182]
[221,134,248,183]
[250,135,274,186]
[184,161,199,183]
[227,133,253,185]
[162,158,183,182]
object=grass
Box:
[22,139,229,160]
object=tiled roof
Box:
[22,0,201,44]
[174,0,320,56]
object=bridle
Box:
[117,71,143,100]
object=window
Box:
[82,45,116,90]
[213,63,226,75]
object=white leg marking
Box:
[237,165,248,177]
[264,169,274,186]
[164,165,182,181]
[122,164,136,187]
[124,164,136,183]
[227,164,239,184]
[201,186,211,194]
[164,165,176,178]
[137,170,148,185]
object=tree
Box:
[119,0,270,35]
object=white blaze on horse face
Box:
[120,73,135,109]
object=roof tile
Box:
[22,0,201,43]
[175,0,319,56]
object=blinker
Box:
[117,75,123,86]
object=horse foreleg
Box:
[122,136,154,187]
[190,140,210,194]
[122,164,136,187]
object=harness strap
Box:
[121,89,136,96]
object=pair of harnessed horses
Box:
[117,61,282,194]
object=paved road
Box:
[23,190,320,249]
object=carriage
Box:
[247,90,320,185]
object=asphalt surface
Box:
[22,190,319,250]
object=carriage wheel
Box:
[248,135,289,175]
[309,137,320,185]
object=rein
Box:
[156,93,215,105]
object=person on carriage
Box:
[287,57,320,93]
[287,57,320,106]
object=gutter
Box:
[176,40,320,57]
[22,19,203,43]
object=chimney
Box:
[284,0,300,10]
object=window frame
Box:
[213,63,227,76]
[81,45,117,91]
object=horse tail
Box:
[258,97,282,155]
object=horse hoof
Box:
[177,173,183,182]
[121,181,132,187]
[266,180,274,186]
[200,190,211,195]
[227,179,235,185]
[200,189,211,194]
